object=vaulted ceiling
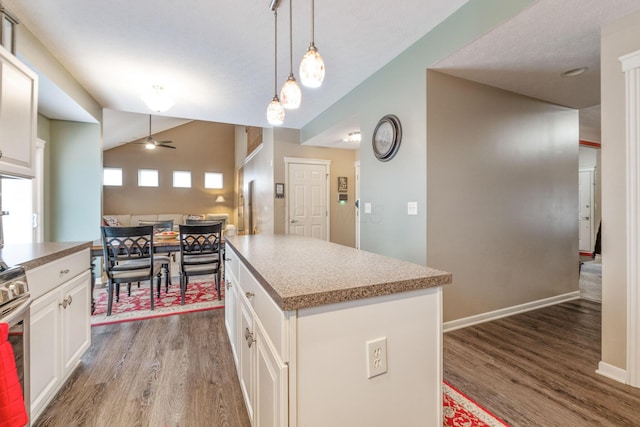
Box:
[5,0,640,149]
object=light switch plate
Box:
[408,202,418,215]
[364,203,372,214]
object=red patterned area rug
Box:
[443,381,509,426]
[91,280,224,326]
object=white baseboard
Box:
[596,361,627,384]
[443,291,581,333]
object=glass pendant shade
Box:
[141,85,175,112]
[267,96,285,126]
[280,74,302,109]
[299,44,325,88]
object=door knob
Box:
[290,219,299,223]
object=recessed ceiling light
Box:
[343,131,361,143]
[561,67,588,77]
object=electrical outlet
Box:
[366,337,387,378]
[364,202,372,214]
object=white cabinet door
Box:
[60,271,91,377]
[224,268,239,366]
[30,289,61,420]
[0,47,37,178]
[239,295,255,424]
[255,319,288,427]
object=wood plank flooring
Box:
[33,309,250,427]
[444,299,640,426]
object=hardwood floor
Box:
[444,299,640,426]
[34,309,250,427]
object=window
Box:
[173,171,192,188]
[205,172,223,189]
[138,169,158,187]
[103,168,123,186]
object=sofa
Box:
[102,213,230,232]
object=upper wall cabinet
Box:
[0,45,37,178]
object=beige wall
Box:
[239,127,275,235]
[273,128,357,247]
[103,120,235,220]
[426,71,579,322]
[601,10,640,370]
[233,127,356,244]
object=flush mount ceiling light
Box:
[280,0,302,109]
[343,131,361,143]
[141,85,175,112]
[299,0,325,88]
[266,5,285,126]
[561,67,588,77]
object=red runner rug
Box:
[443,381,509,426]
[91,280,224,326]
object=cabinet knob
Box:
[245,292,254,299]
[244,327,255,348]
[59,295,73,309]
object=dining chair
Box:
[178,223,222,305]
[185,219,223,226]
[101,226,164,316]
[138,219,175,290]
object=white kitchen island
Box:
[224,235,452,427]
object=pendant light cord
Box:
[274,8,278,96]
[310,0,315,45]
[289,0,293,73]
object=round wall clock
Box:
[372,114,402,161]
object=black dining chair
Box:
[101,226,164,316]
[138,219,174,290]
[178,223,222,305]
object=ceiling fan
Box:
[133,115,176,150]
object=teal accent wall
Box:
[49,120,102,242]
[300,0,534,265]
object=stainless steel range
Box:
[0,261,31,427]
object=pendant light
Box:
[267,7,285,126]
[280,0,302,109]
[299,0,325,88]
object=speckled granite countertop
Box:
[225,235,452,311]
[0,241,92,270]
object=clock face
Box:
[372,115,402,161]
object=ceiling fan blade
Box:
[158,144,177,149]
[157,140,174,144]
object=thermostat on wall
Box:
[339,194,348,203]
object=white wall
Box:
[601,9,640,370]
[427,71,579,321]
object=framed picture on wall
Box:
[338,177,348,193]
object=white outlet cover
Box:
[408,202,418,215]
[364,202,372,214]
[366,337,388,379]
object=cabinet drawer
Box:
[238,263,288,360]
[27,249,89,300]
[225,246,240,280]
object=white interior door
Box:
[579,170,594,253]
[287,161,328,240]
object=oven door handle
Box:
[2,299,32,326]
